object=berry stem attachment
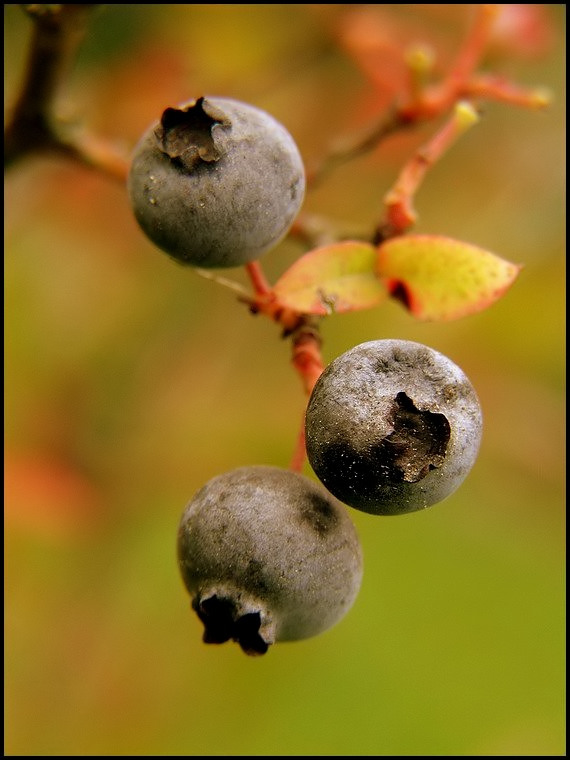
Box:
[244,291,325,473]
[245,261,273,296]
[289,320,326,472]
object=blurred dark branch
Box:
[4,4,129,181]
[305,108,410,189]
[5,5,95,165]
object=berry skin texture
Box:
[127,96,306,268]
[305,339,483,516]
[177,465,363,656]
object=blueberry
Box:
[177,465,363,655]
[127,96,305,268]
[305,339,483,515]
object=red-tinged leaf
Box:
[274,241,388,315]
[377,234,522,321]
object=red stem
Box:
[289,420,307,473]
[465,75,550,110]
[443,5,499,96]
[288,324,325,471]
[381,103,477,237]
[245,261,272,296]
[397,4,498,121]
[291,329,325,398]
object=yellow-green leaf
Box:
[274,241,388,315]
[377,234,522,321]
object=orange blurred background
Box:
[5,5,565,755]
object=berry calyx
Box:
[128,96,306,269]
[177,465,363,655]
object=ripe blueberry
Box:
[127,96,305,268]
[177,465,363,655]
[305,339,483,516]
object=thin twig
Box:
[306,108,408,190]
[378,101,480,240]
[288,321,325,472]
[397,4,500,120]
[193,268,251,297]
[464,75,552,110]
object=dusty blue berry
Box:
[177,465,363,655]
[305,339,483,516]
[128,96,305,268]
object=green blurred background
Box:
[4,4,565,756]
